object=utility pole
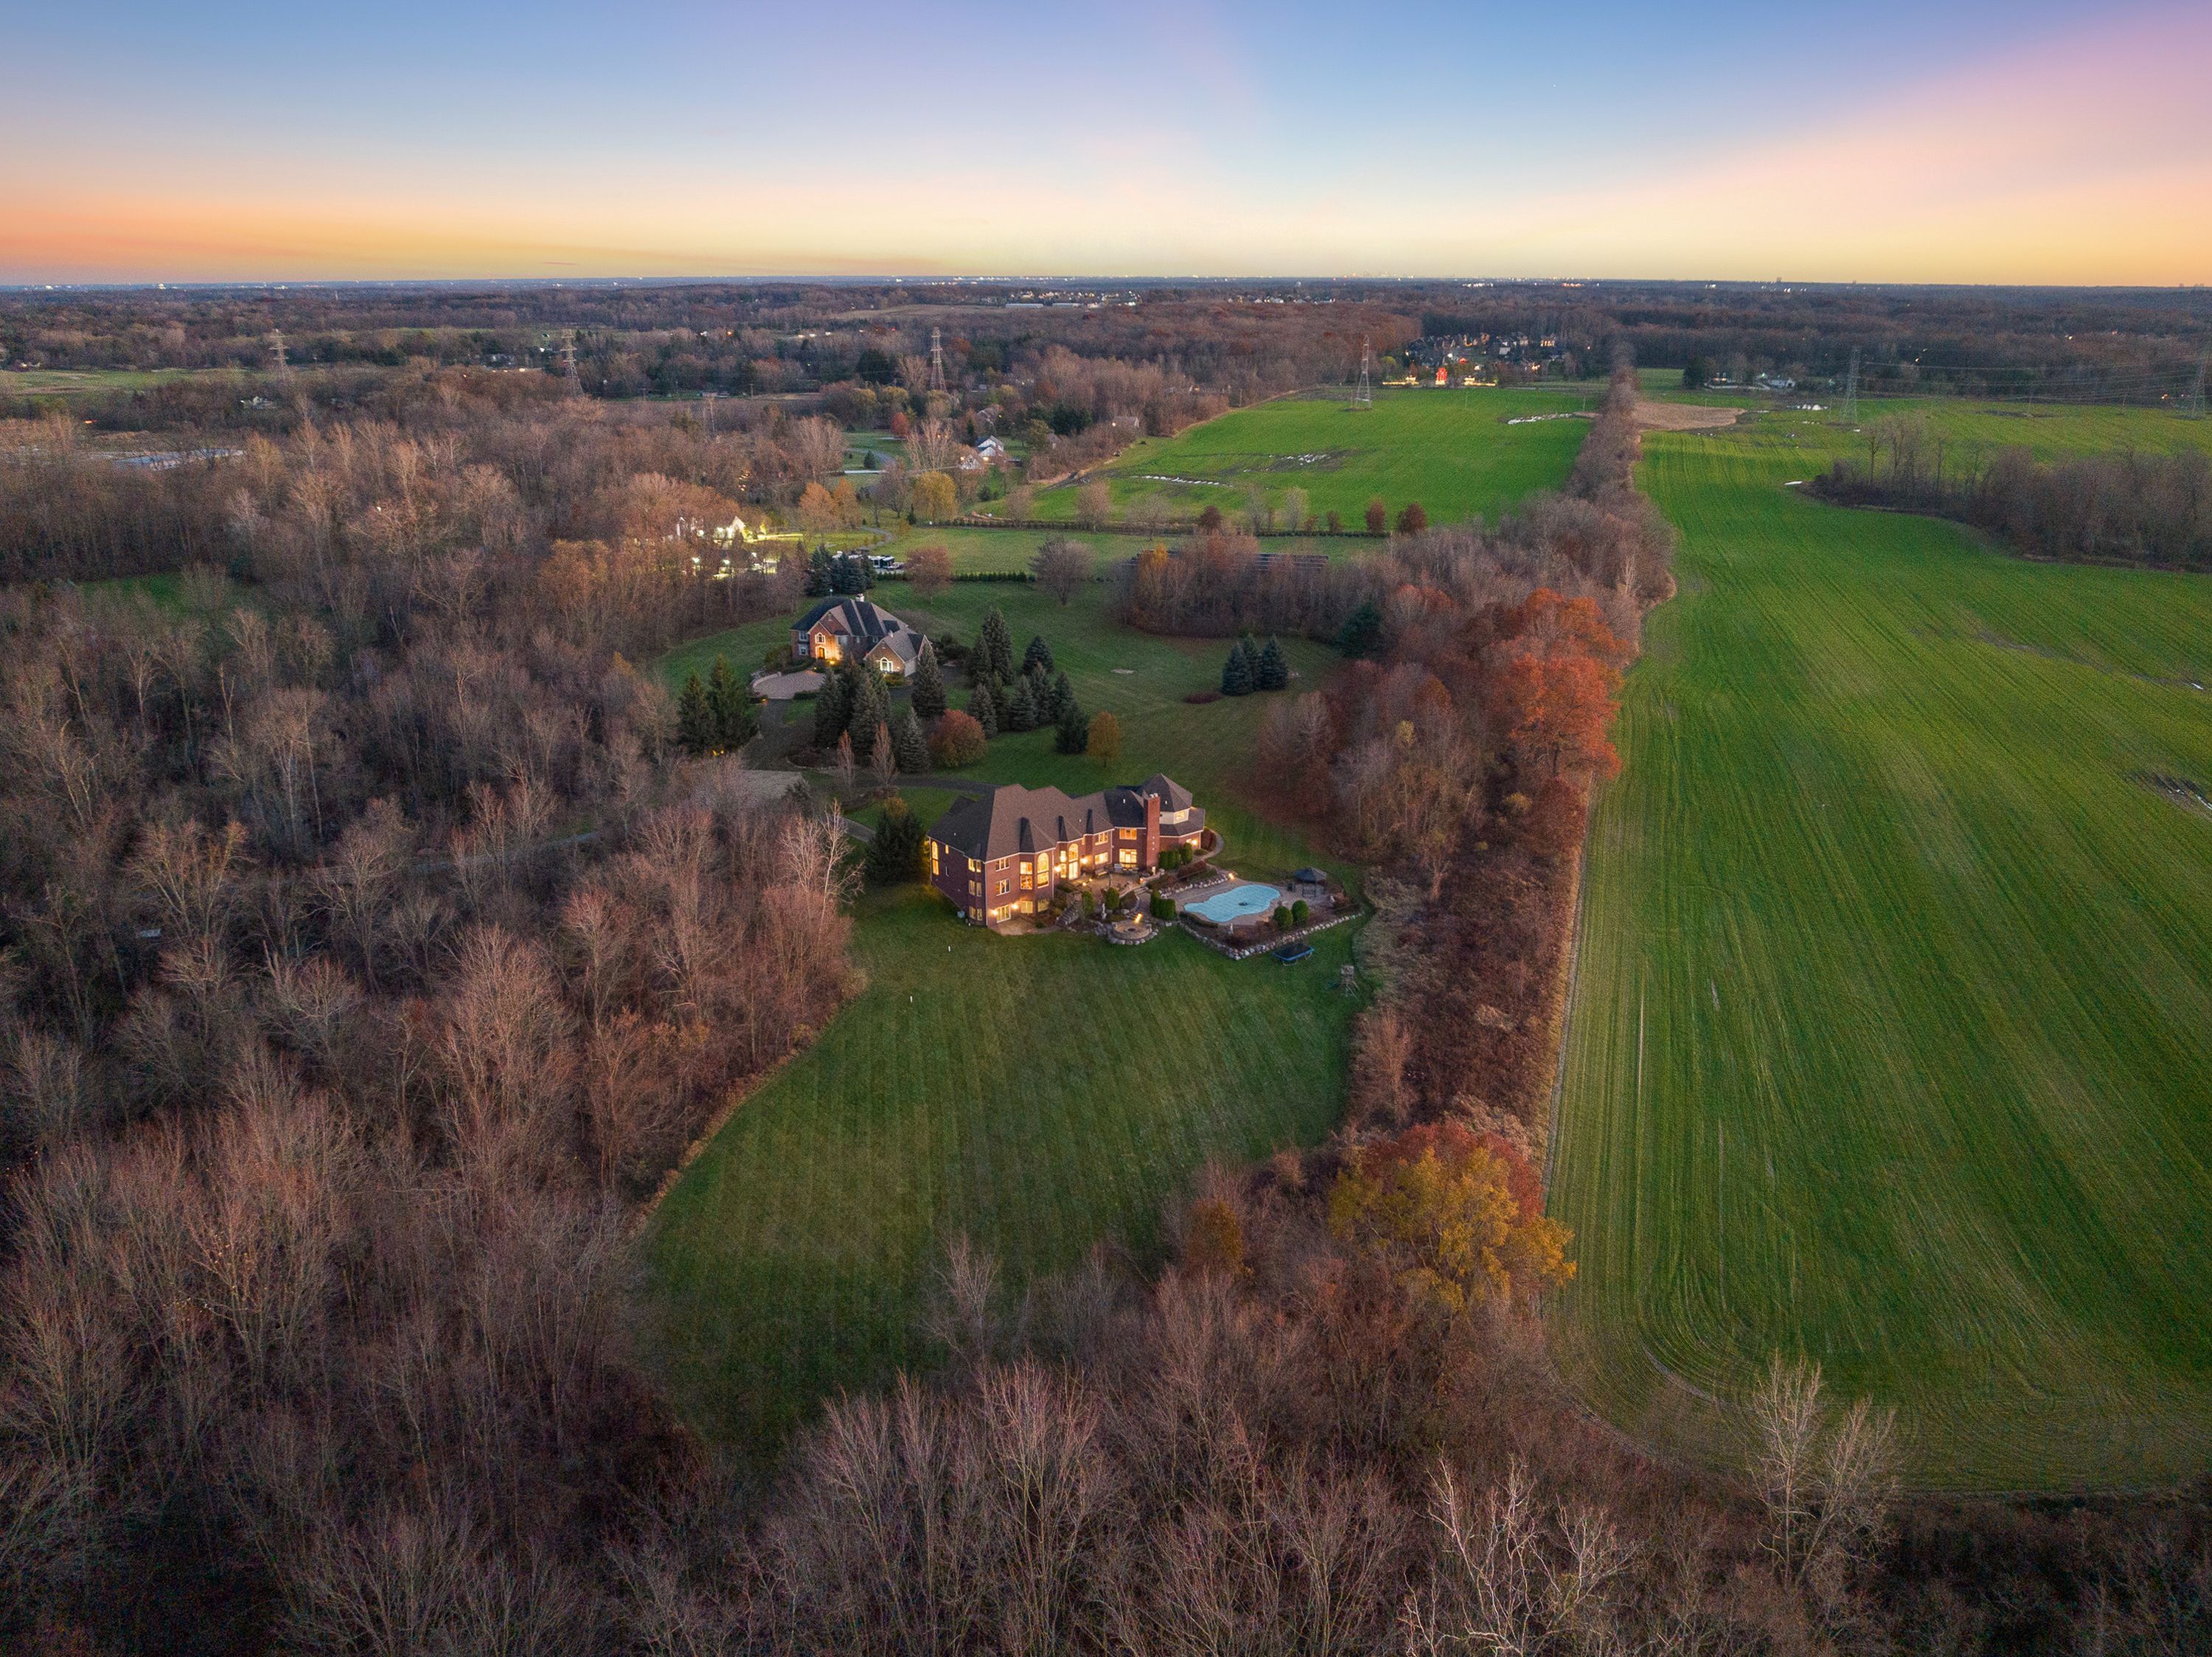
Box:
[1843,347,1860,423]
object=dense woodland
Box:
[1812,413,2212,570]
[0,288,2208,1651]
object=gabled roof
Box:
[931,784,1105,862]
[929,774,1202,861]
[795,596,910,647]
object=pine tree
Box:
[979,606,1015,681]
[706,654,755,748]
[909,642,947,719]
[1054,698,1090,754]
[1048,670,1075,723]
[1003,676,1037,733]
[811,669,852,749]
[1221,638,1255,697]
[890,704,931,773]
[866,799,925,884]
[805,546,835,596]
[1022,634,1054,675]
[676,672,714,755]
[1337,599,1384,660]
[849,661,889,746]
[832,552,872,594]
[1256,636,1289,692]
[968,678,999,737]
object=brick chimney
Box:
[1143,790,1161,869]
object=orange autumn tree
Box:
[1327,1122,1573,1314]
[1484,588,1628,780]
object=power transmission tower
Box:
[1354,337,1373,409]
[1842,347,1860,423]
[2185,353,2208,419]
[928,327,947,397]
[560,331,580,395]
[268,328,291,381]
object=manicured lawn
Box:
[1020,386,1598,529]
[654,614,796,691]
[849,786,960,836]
[644,886,1363,1449]
[1550,402,2212,1490]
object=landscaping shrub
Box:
[1291,897,1310,924]
[1273,905,1292,931]
[928,708,987,768]
[1150,894,1175,921]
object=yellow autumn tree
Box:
[910,470,957,524]
[1327,1122,1572,1315]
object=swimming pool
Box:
[1181,882,1280,924]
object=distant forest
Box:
[6,279,2208,425]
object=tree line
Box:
[1812,414,2212,570]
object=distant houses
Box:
[792,595,925,680]
[926,775,1206,928]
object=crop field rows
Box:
[1551,404,2212,1489]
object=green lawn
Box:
[849,786,960,836]
[1550,402,2212,1490]
[1013,386,1598,529]
[645,886,1363,1448]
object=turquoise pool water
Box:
[1182,882,1280,924]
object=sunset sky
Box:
[4,0,2207,285]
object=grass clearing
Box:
[1012,386,1597,529]
[645,882,1362,1451]
[1550,402,2212,1490]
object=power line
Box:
[1842,347,1859,423]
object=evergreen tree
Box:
[1337,599,1384,660]
[890,704,931,773]
[847,661,890,747]
[676,672,714,755]
[811,669,852,749]
[867,799,925,884]
[706,654,756,748]
[1220,638,1256,697]
[831,552,872,594]
[1003,676,1037,733]
[1054,698,1091,754]
[909,641,947,719]
[1256,635,1289,692]
[1022,634,1054,675]
[968,678,999,737]
[978,606,1015,681]
[804,545,835,597]
[1048,670,1075,723]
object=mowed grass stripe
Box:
[647,895,1359,1451]
[1552,403,2212,1490]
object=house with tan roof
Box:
[926,775,1206,928]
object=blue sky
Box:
[2,1,2204,282]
